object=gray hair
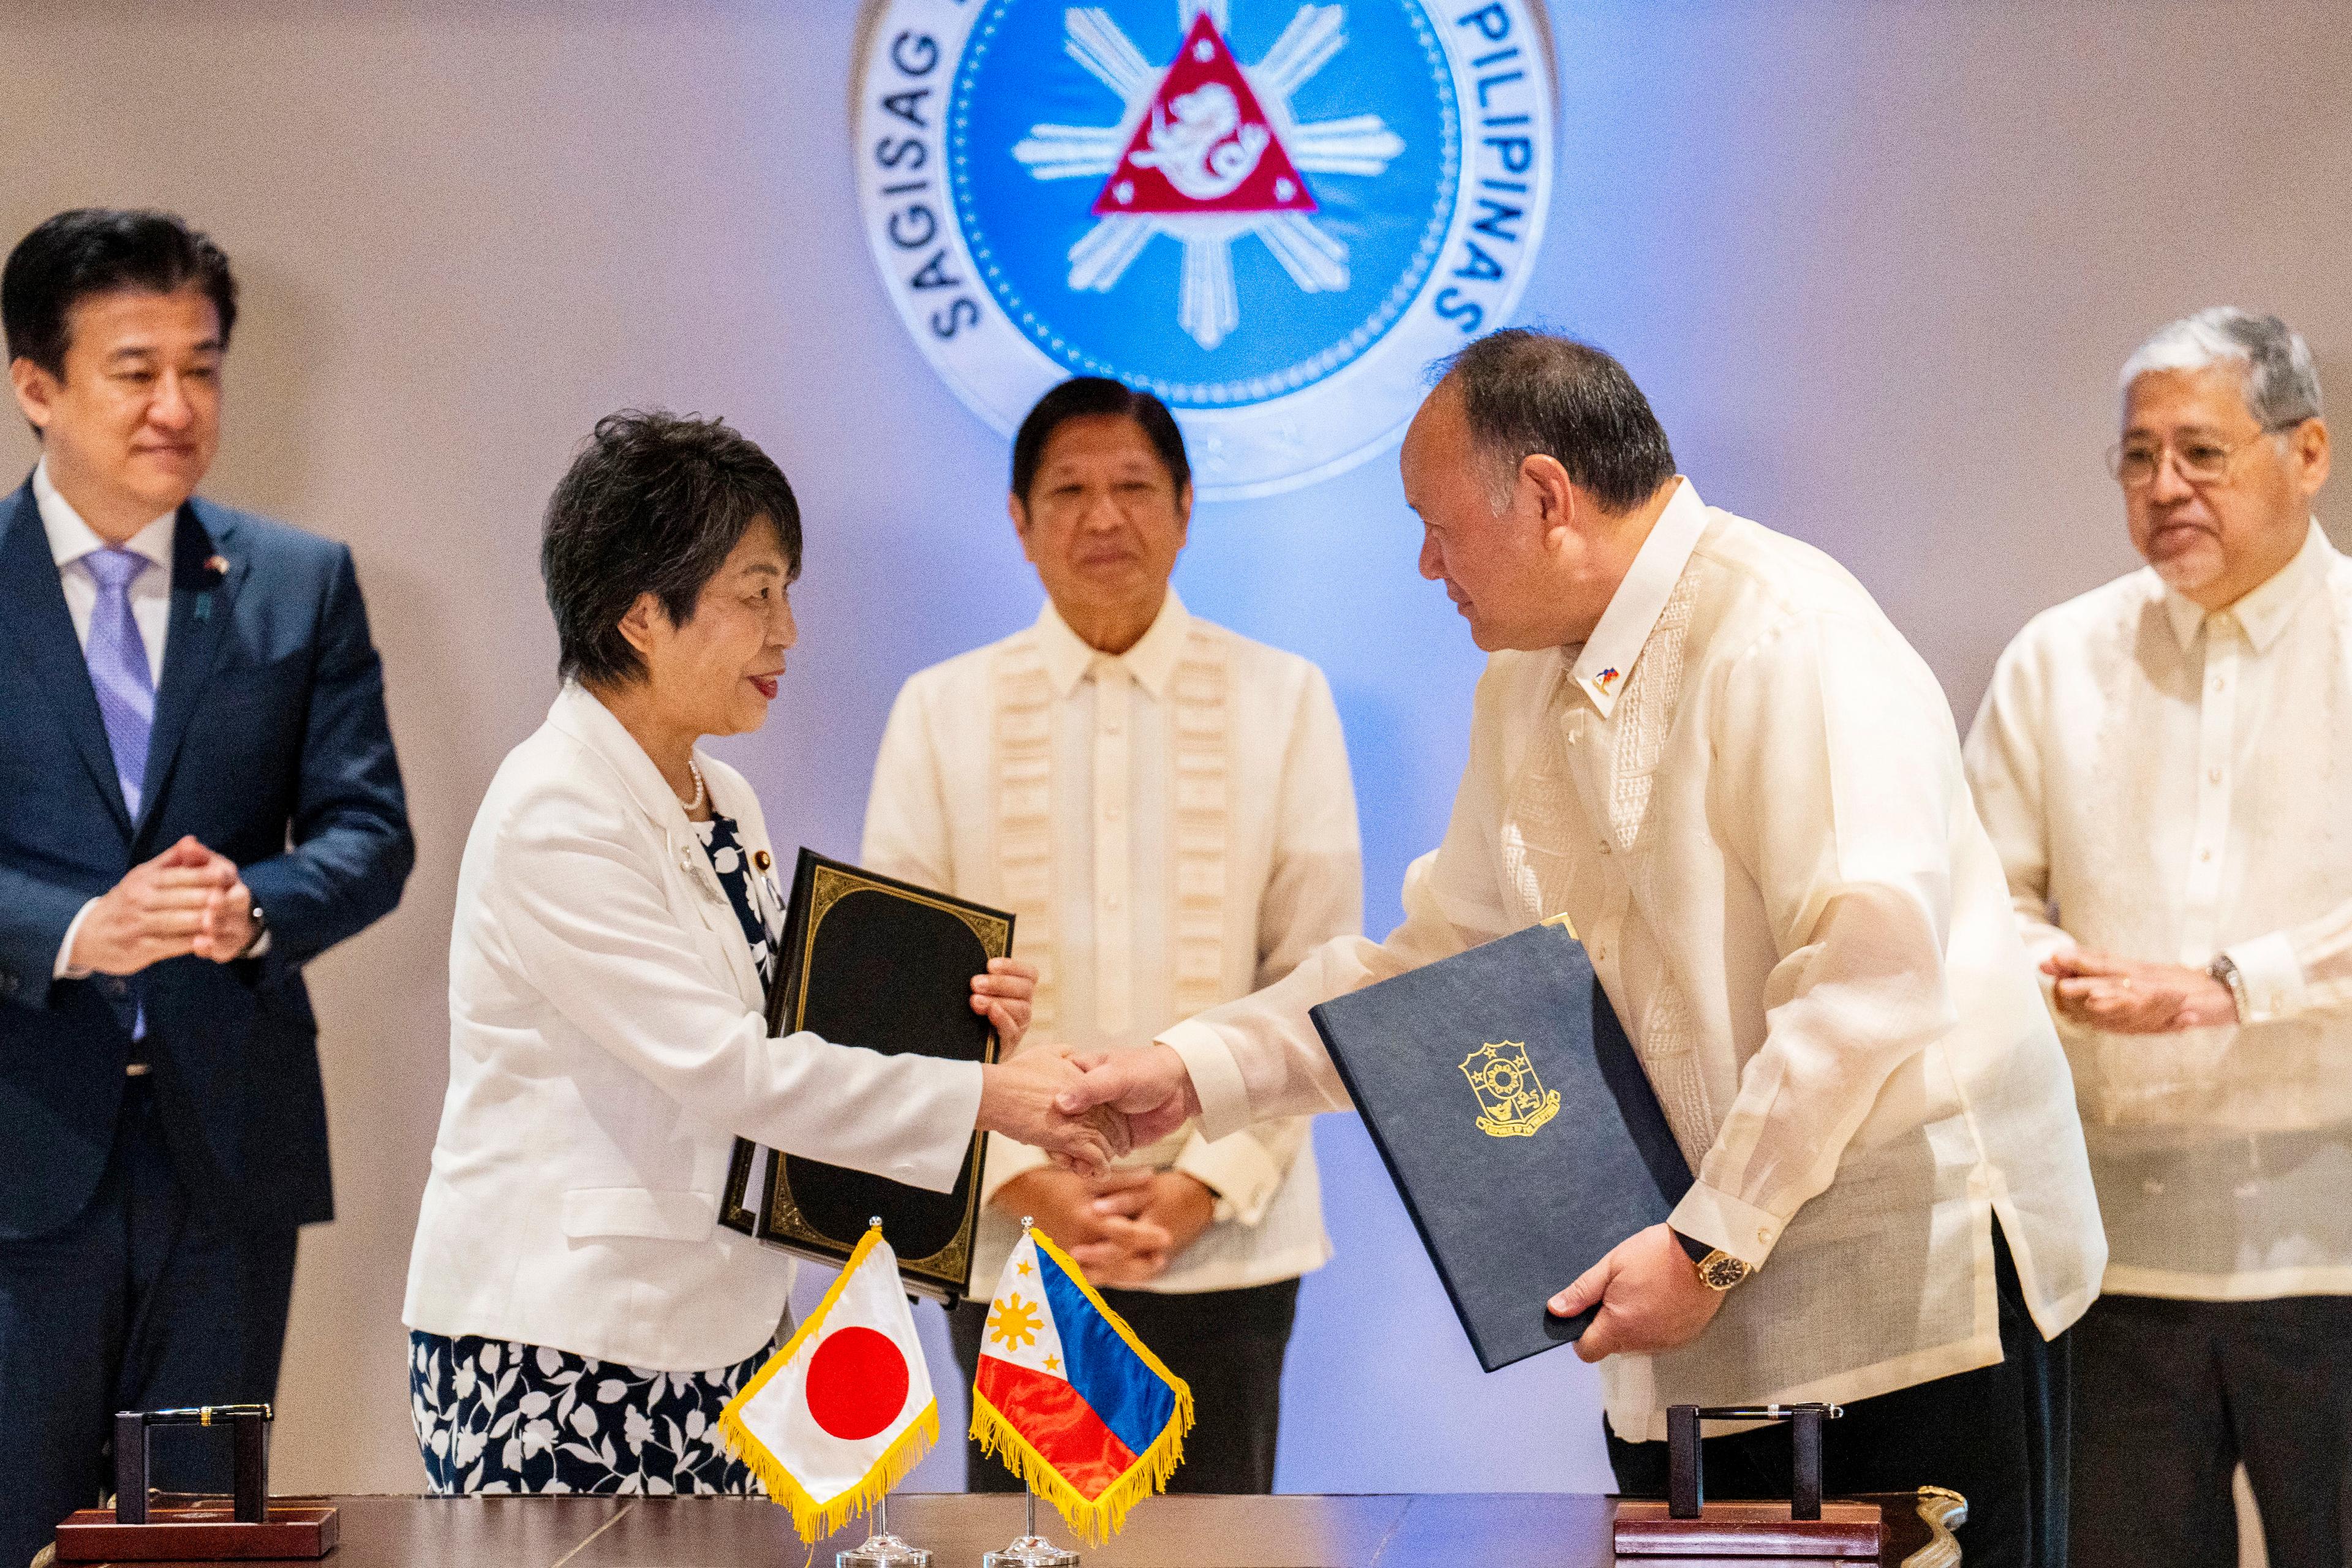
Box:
[2119,307,2323,429]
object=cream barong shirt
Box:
[1158,482,2106,1440]
[1966,521,2352,1301]
[863,592,1361,1293]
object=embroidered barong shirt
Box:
[1157,481,2107,1439]
[1966,521,2352,1301]
[863,592,1361,1293]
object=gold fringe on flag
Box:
[968,1229,1195,1544]
[717,1226,940,1544]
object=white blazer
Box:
[402,684,984,1370]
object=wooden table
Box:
[45,1491,1962,1567]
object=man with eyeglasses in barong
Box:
[1966,308,2343,1567]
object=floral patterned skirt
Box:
[409,1331,776,1494]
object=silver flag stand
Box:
[982,1486,1078,1568]
[834,1490,930,1568]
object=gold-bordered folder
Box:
[718,850,1012,1305]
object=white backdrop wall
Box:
[2,0,2346,1499]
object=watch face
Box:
[1700,1253,1750,1290]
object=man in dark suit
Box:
[0,208,413,1562]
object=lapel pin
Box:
[1595,666,1622,694]
[752,848,774,874]
[193,557,229,620]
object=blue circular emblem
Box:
[858,0,1555,499]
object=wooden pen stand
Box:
[53,1406,338,1561]
[1611,1404,1884,1559]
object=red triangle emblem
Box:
[1091,13,1317,217]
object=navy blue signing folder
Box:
[1309,920,1692,1372]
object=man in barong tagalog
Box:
[863,377,1362,1493]
[1058,330,2107,1568]
[1966,309,2345,1567]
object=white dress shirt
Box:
[35,456,175,684]
[1156,481,2106,1439]
[864,592,1361,1293]
[36,458,177,981]
[1966,521,2352,1300]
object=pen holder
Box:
[53,1404,339,1561]
[1612,1403,1884,1559]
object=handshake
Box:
[964,960,1202,1177]
[973,1041,1201,1178]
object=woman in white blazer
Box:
[403,412,1117,1494]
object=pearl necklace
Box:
[679,756,706,815]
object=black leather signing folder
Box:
[718,850,1012,1304]
[1309,919,1692,1371]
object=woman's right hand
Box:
[977,1046,1129,1177]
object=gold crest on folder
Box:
[1460,1041,1562,1139]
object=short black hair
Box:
[541,410,804,687]
[1437,329,1676,513]
[1010,377,1190,502]
[2,208,238,377]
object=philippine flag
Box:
[970,1227,1193,1542]
[717,1224,936,1542]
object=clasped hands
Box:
[2044,947,2237,1033]
[69,835,258,976]
[996,1165,1216,1286]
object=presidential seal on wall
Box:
[854,0,1555,499]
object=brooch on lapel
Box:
[1594,666,1622,695]
[752,848,774,875]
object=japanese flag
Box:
[718,1224,936,1542]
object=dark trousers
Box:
[0,1077,299,1568]
[2072,1292,2352,1568]
[1608,1224,2068,1568]
[952,1276,1300,1494]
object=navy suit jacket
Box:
[0,479,413,1240]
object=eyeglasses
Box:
[2106,418,2307,489]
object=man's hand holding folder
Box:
[1548,1223,1724,1362]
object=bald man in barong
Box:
[1057,328,2106,1568]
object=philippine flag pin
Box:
[1596,667,1622,695]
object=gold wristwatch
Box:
[1673,1227,1753,1291]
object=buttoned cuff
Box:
[1172,1129,1283,1227]
[979,1133,1052,1209]
[55,899,99,981]
[1668,1182,1785,1270]
[2225,932,2306,1024]
[1159,1018,1251,1142]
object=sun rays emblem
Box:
[1012,2,1404,350]
[855,0,1555,497]
[986,1293,1044,1351]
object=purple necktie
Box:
[84,548,155,820]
